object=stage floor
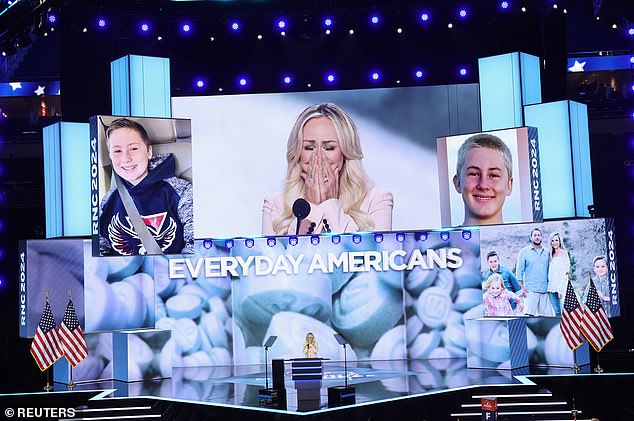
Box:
[2,358,634,420]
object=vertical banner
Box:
[526,126,543,222]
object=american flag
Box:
[59,299,87,367]
[560,280,585,350]
[580,280,614,352]
[30,300,63,371]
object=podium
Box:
[291,358,324,411]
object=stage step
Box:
[62,397,162,421]
[449,385,585,420]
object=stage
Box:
[2,357,634,420]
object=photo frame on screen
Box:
[479,218,620,318]
[89,115,193,257]
[437,127,542,228]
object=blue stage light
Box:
[231,21,240,31]
[629,28,634,36]
[203,239,213,249]
[501,1,509,9]
[97,18,106,28]
[459,9,467,18]
[370,15,380,24]
[196,80,204,88]
[462,230,472,240]
[140,23,149,32]
[371,71,380,81]
[352,235,362,244]
[440,231,450,241]
[182,24,191,33]
[245,238,255,248]
[630,56,634,64]
[415,70,424,78]
[311,235,320,246]
[459,67,468,76]
[374,233,383,243]
[225,239,234,249]
[277,20,286,29]
[267,237,276,247]
[283,75,292,85]
[47,14,57,24]
[326,73,336,83]
[416,232,428,241]
[420,13,430,22]
[239,77,247,87]
[331,235,341,244]
[289,236,298,246]
[395,232,405,242]
[324,18,333,27]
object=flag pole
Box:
[66,290,75,390]
[43,292,53,392]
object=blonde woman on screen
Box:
[546,232,569,317]
[262,103,393,235]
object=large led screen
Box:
[172,84,481,238]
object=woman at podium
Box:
[303,332,319,358]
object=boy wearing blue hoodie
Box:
[99,118,193,256]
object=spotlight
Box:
[182,23,191,33]
[210,36,215,41]
[349,29,354,34]
[370,15,380,24]
[203,239,213,249]
[245,238,255,248]
[97,18,107,28]
[500,1,509,9]
[283,75,292,85]
[324,18,333,27]
[397,27,402,33]
[311,235,320,246]
[352,235,362,244]
[196,80,204,88]
[416,232,428,241]
[630,56,634,64]
[325,29,331,34]
[395,232,405,242]
[440,231,450,241]
[553,4,558,9]
[140,23,149,32]
[420,12,430,22]
[612,24,617,29]
[415,70,424,78]
[462,230,472,240]
[371,71,380,81]
[448,23,453,28]
[225,239,234,249]
[326,73,336,83]
[289,236,299,246]
[459,9,467,18]
[239,77,247,87]
[47,13,57,24]
[267,237,276,247]
[331,235,341,244]
[374,233,383,243]
[280,31,286,36]
[231,21,240,31]
[521,6,526,12]
[628,28,634,36]
[277,20,286,29]
[459,67,468,76]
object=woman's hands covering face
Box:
[301,152,340,205]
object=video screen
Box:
[479,218,619,318]
[171,84,481,238]
[89,116,193,257]
[437,127,542,228]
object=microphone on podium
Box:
[292,198,311,235]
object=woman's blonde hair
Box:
[548,232,567,260]
[272,103,373,234]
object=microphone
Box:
[292,198,311,235]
